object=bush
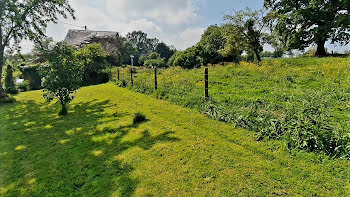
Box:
[0,95,16,104]
[167,52,179,67]
[173,47,203,69]
[17,80,31,92]
[4,65,18,94]
[133,112,147,124]
[19,64,43,90]
[143,52,166,68]
[75,43,111,85]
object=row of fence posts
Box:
[117,67,209,100]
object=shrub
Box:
[143,52,166,68]
[19,64,43,90]
[173,47,203,69]
[75,43,111,85]
[4,65,18,94]
[0,95,16,104]
[133,112,147,124]
[167,52,179,67]
[17,80,31,92]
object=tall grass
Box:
[113,57,350,158]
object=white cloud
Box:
[105,0,199,25]
[20,0,205,53]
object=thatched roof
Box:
[64,29,122,54]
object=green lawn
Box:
[0,83,349,196]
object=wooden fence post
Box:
[154,67,158,90]
[205,67,209,100]
[130,67,134,86]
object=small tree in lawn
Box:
[4,64,18,94]
[42,42,83,116]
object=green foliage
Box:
[265,0,350,56]
[121,40,140,65]
[75,43,110,85]
[31,38,56,63]
[0,95,16,103]
[106,50,123,67]
[17,80,30,92]
[155,42,174,61]
[173,47,203,69]
[126,31,159,56]
[0,0,75,97]
[223,8,269,62]
[19,64,43,90]
[4,65,18,94]
[167,51,180,67]
[138,54,147,66]
[143,52,166,68]
[133,112,147,124]
[42,42,83,115]
[197,25,227,64]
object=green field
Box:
[1,83,350,196]
[116,57,350,158]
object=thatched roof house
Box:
[64,29,122,54]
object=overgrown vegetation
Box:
[116,57,350,158]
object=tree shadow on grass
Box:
[0,98,180,196]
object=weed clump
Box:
[133,112,147,124]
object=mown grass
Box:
[1,84,349,196]
[115,57,350,158]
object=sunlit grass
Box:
[0,83,349,196]
[115,57,350,157]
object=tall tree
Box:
[0,0,75,98]
[155,42,174,62]
[224,8,269,62]
[126,31,159,55]
[265,0,350,56]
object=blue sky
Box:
[20,0,348,53]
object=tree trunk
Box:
[59,101,68,116]
[315,40,327,57]
[0,48,7,98]
[254,50,262,62]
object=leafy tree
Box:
[0,0,75,98]
[4,64,17,94]
[197,25,226,64]
[144,52,166,68]
[106,50,123,67]
[155,42,174,62]
[224,8,269,62]
[173,47,203,69]
[126,31,159,55]
[265,0,350,57]
[120,40,139,65]
[75,43,110,85]
[32,37,56,63]
[167,51,180,67]
[42,42,83,116]
[138,54,147,66]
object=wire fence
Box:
[113,66,253,101]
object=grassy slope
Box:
[117,57,350,157]
[0,83,349,196]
